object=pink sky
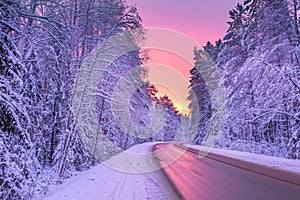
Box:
[127,0,242,114]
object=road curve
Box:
[153,143,300,200]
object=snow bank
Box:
[39,142,179,200]
[186,144,300,175]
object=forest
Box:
[190,0,300,160]
[0,0,299,199]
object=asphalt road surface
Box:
[153,143,300,200]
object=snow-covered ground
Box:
[40,142,179,200]
[39,142,300,200]
[186,144,300,175]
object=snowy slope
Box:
[40,143,179,200]
[186,144,300,175]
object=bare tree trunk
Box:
[81,0,93,57]
[293,0,300,42]
[41,75,47,166]
[250,79,259,142]
[280,90,290,143]
[92,99,105,166]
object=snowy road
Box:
[42,142,300,200]
[42,143,179,200]
[153,143,300,200]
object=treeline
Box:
[190,0,300,159]
[0,0,181,199]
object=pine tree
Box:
[214,0,300,157]
[187,48,212,145]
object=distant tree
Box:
[153,95,181,141]
[188,48,212,145]
[203,39,223,62]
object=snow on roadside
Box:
[39,142,179,200]
[186,144,300,175]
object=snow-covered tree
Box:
[188,48,211,144]
[1,0,153,198]
[189,0,300,159]
[0,1,38,198]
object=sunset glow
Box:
[144,50,192,114]
[127,0,241,114]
